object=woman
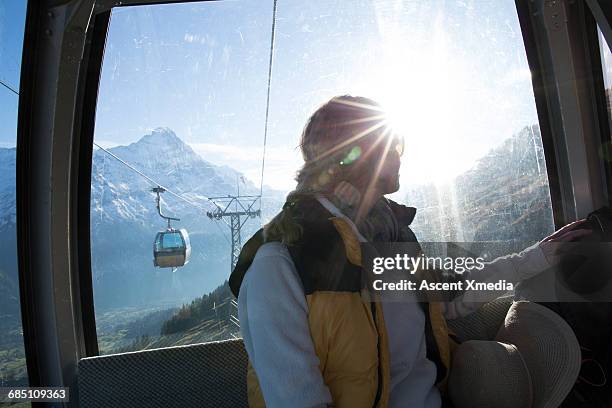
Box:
[229,95,589,408]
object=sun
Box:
[355,33,476,190]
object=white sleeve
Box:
[442,241,550,319]
[238,242,332,408]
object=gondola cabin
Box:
[153,228,192,268]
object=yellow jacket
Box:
[230,197,453,408]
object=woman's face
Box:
[344,130,403,195]
[378,138,402,194]
[372,133,403,194]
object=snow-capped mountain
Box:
[89,128,283,310]
[91,127,261,226]
[0,128,285,311]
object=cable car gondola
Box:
[152,186,191,268]
[153,227,191,268]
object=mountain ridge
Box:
[0,128,283,312]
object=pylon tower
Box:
[206,195,261,271]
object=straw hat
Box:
[448,301,581,408]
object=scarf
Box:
[327,181,400,242]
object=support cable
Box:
[93,142,232,242]
[0,79,19,96]
[259,0,278,207]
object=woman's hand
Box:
[542,219,592,242]
[539,219,592,265]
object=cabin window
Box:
[599,27,612,137]
[0,0,28,391]
[597,26,612,198]
[90,0,554,354]
[162,233,182,250]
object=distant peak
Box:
[124,128,204,163]
[138,127,184,147]
[152,127,177,137]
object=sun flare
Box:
[355,25,479,191]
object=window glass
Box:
[154,234,162,252]
[0,0,29,392]
[162,233,183,249]
[597,27,612,195]
[92,0,554,354]
[599,27,612,134]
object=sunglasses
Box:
[340,133,404,166]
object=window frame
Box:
[585,0,612,200]
[515,0,612,225]
[585,0,612,52]
[16,0,214,393]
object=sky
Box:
[0,0,26,148]
[1,0,558,195]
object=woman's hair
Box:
[264,95,385,244]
